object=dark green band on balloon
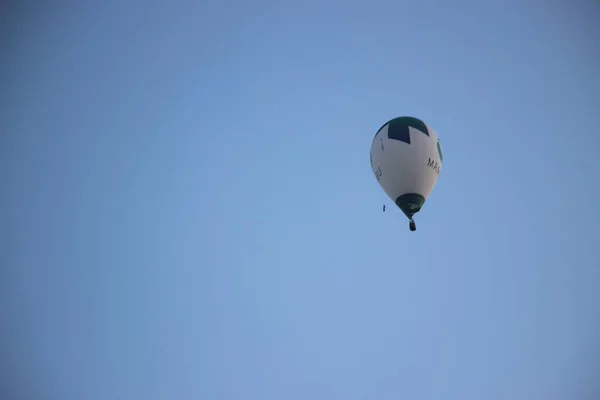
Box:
[395,193,426,219]
[374,116,429,145]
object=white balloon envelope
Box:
[370,116,443,231]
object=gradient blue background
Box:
[2,2,599,399]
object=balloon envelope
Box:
[370,116,443,221]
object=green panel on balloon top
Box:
[384,116,429,145]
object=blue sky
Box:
[2,2,599,399]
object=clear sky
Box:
[2,2,599,399]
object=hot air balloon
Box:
[370,116,443,232]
